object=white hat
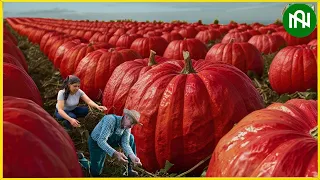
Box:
[123,108,143,126]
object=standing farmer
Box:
[88,109,143,177]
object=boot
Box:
[127,164,139,177]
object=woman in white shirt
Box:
[55,75,107,129]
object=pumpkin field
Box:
[3,16,318,177]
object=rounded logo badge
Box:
[282,4,317,38]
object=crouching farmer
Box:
[88,109,143,177]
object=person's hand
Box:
[96,106,107,112]
[70,118,81,127]
[129,154,142,167]
[113,151,128,164]
[132,156,142,167]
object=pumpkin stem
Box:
[109,48,115,52]
[181,51,196,74]
[310,126,318,140]
[229,38,235,43]
[310,45,316,50]
[148,50,157,66]
[88,42,94,46]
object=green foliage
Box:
[213,19,219,24]
[274,18,283,25]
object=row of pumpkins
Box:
[3,25,84,177]
[4,17,318,177]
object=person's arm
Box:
[121,130,142,166]
[57,92,80,127]
[96,115,117,157]
[121,130,135,158]
[81,92,107,112]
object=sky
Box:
[3,2,317,24]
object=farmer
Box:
[88,108,143,177]
[55,75,107,129]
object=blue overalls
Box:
[88,115,136,177]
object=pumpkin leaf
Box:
[201,170,207,177]
[159,160,174,174]
[277,94,291,103]
[299,92,317,100]
[305,92,317,100]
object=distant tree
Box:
[213,19,219,24]
[230,20,236,24]
[274,18,283,25]
[198,19,203,25]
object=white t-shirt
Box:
[56,89,85,111]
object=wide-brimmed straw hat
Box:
[123,108,143,126]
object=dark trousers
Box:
[55,106,89,129]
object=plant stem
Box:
[148,50,157,66]
[181,51,196,74]
[310,126,318,140]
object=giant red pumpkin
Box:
[28,28,47,44]
[161,32,183,43]
[258,26,276,34]
[125,52,264,173]
[206,99,317,177]
[102,50,169,115]
[108,35,121,46]
[4,26,18,45]
[308,39,317,46]
[163,38,208,60]
[248,34,286,54]
[221,31,252,43]
[59,42,113,78]
[4,63,43,106]
[4,53,26,71]
[47,37,77,62]
[195,29,221,44]
[53,39,82,69]
[116,34,141,48]
[3,40,28,72]
[269,45,317,94]
[89,32,112,43]
[205,40,264,76]
[4,96,82,177]
[272,31,310,46]
[39,31,60,52]
[178,26,199,38]
[130,37,168,58]
[43,34,72,56]
[74,48,141,101]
